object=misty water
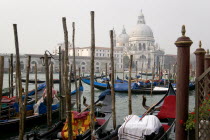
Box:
[1,73,195,140]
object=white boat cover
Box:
[153,86,176,91]
[118,115,162,140]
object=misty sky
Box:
[0,0,209,55]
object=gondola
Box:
[1,83,46,112]
[21,77,80,84]
[82,78,135,92]
[27,84,112,140]
[0,82,83,133]
[131,82,195,94]
[1,86,15,96]
[98,83,176,140]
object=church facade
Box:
[115,11,165,71]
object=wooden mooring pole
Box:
[67,65,73,140]
[175,25,193,140]
[58,46,63,120]
[22,56,31,138]
[10,54,14,97]
[72,22,79,112]
[35,63,38,103]
[90,11,95,138]
[44,53,51,128]
[8,59,11,98]
[0,56,4,117]
[110,30,116,129]
[78,67,81,112]
[13,24,24,140]
[128,55,133,115]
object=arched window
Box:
[20,61,24,70]
[96,62,100,65]
[81,62,86,65]
[139,43,142,50]
[143,43,146,50]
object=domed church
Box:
[116,10,164,71]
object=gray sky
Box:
[0,0,209,55]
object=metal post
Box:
[175,25,193,140]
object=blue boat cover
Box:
[13,102,34,112]
[38,102,60,114]
[98,89,111,101]
[70,85,84,95]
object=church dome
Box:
[117,26,129,45]
[130,24,153,38]
[129,11,154,41]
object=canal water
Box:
[1,73,195,140]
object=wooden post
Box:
[78,67,81,112]
[175,25,193,140]
[61,50,66,118]
[128,55,133,115]
[150,61,155,96]
[205,49,210,96]
[168,64,171,84]
[115,64,116,80]
[110,30,116,129]
[105,63,107,79]
[49,63,53,126]
[194,41,206,78]
[0,56,4,117]
[8,59,11,98]
[136,61,137,78]
[205,49,210,69]
[44,54,51,128]
[22,56,31,138]
[194,41,206,100]
[13,24,27,140]
[62,16,70,121]
[13,24,25,140]
[141,61,144,80]
[90,11,95,137]
[58,46,63,120]
[72,22,79,112]
[66,65,73,140]
[10,54,14,97]
[35,63,38,103]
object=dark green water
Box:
[1,73,195,140]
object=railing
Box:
[195,67,210,140]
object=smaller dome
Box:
[117,26,129,45]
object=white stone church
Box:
[53,11,165,72]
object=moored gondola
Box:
[27,85,112,140]
[98,83,176,140]
[0,83,83,133]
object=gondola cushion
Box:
[157,95,176,119]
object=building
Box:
[116,10,165,71]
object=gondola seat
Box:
[162,124,170,132]
[96,119,106,126]
[157,95,176,119]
